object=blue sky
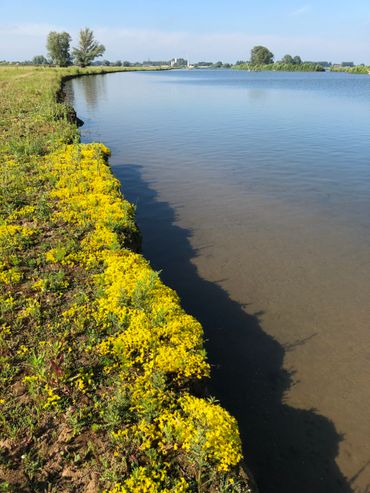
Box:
[1,0,369,62]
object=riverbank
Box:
[234,63,370,74]
[0,67,251,491]
[234,63,325,72]
[69,68,370,493]
[330,65,370,74]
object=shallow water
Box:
[67,70,370,493]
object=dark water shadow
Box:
[113,163,352,493]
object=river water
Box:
[66,70,370,493]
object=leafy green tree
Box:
[293,55,302,65]
[281,54,294,64]
[250,46,274,65]
[175,58,188,67]
[47,31,72,66]
[72,28,105,67]
[32,55,49,65]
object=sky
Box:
[0,0,369,63]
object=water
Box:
[66,70,370,493]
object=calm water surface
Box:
[67,70,370,493]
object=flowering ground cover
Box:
[0,66,250,492]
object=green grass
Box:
[0,65,168,158]
[330,65,370,74]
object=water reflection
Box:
[247,89,270,102]
[72,74,107,110]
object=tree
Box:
[72,28,105,67]
[281,54,294,64]
[250,46,274,65]
[47,31,71,66]
[293,55,302,65]
[32,55,49,65]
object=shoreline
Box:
[69,67,365,492]
[65,67,260,493]
[234,63,370,74]
[0,66,255,492]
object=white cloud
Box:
[290,5,311,17]
[0,23,65,37]
[0,23,368,64]
[94,28,369,64]
[0,23,75,60]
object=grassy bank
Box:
[330,65,370,74]
[234,63,325,72]
[0,67,250,492]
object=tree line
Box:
[247,46,302,66]
[33,28,106,67]
[22,38,356,70]
[234,46,329,71]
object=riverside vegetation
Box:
[0,66,250,492]
[234,62,325,72]
[330,65,370,74]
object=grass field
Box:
[0,66,250,492]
